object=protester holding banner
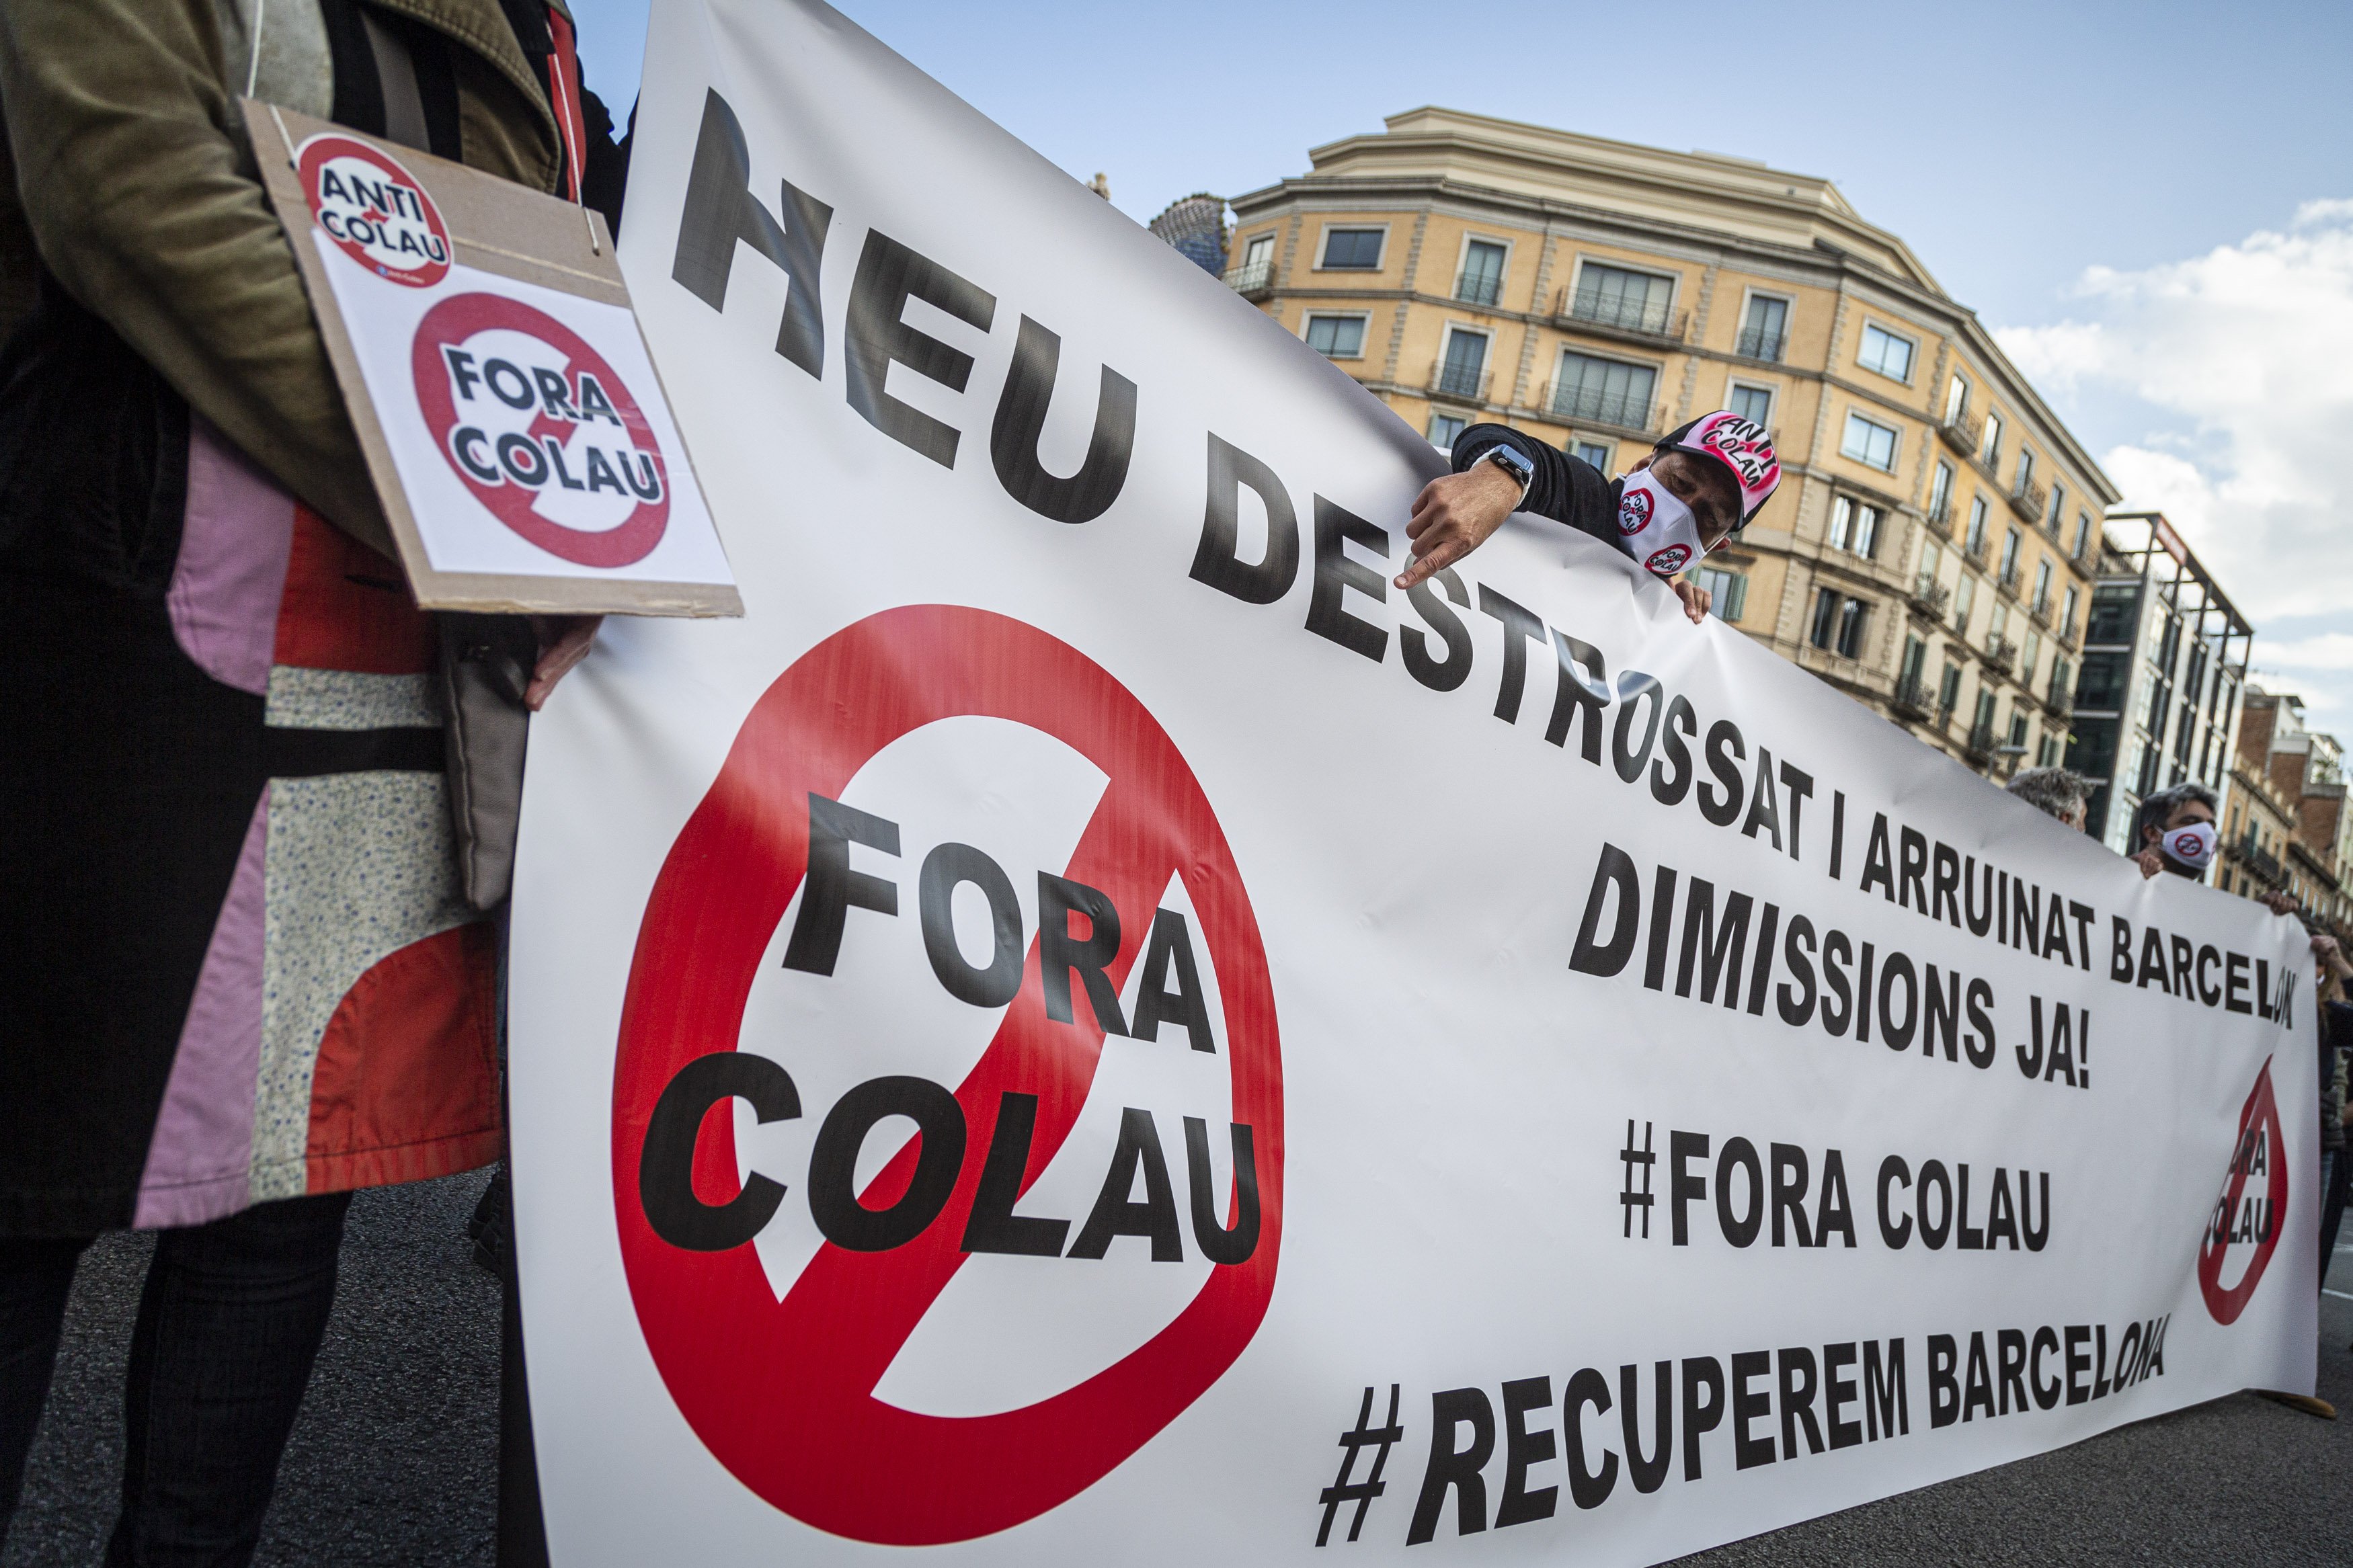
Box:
[2130,782,2222,881]
[0,3,618,1558]
[1393,411,1780,623]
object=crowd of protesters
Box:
[0,3,2344,1560]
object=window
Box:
[2021,630,2042,686]
[2045,653,2071,706]
[1428,412,1467,449]
[1988,600,2010,649]
[2071,511,2093,558]
[1858,323,1916,382]
[1242,233,1274,269]
[1728,382,1773,428]
[1939,662,1964,715]
[1810,589,1869,659]
[1973,688,1998,737]
[1571,439,1613,472]
[1829,496,1882,559]
[1981,411,2003,468]
[1917,540,1944,596]
[1232,232,1275,289]
[1739,294,1789,361]
[1570,263,1675,334]
[1952,573,1977,632]
[2013,448,2036,495]
[1456,239,1507,306]
[2046,481,2067,533]
[1944,375,1969,423]
[1692,565,1749,621]
[2038,735,2061,768]
[1841,411,1899,470]
[2058,583,2078,640]
[1965,496,1991,556]
[1928,460,1954,524]
[1304,313,1367,358]
[1436,328,1488,399]
[1552,352,1657,429]
[1901,634,1927,689]
[1319,227,1384,270]
[1999,528,2022,579]
[2086,583,2139,644]
[2009,710,2030,749]
[2076,652,2126,709]
[2032,559,2053,615]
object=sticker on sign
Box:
[610,605,1284,1544]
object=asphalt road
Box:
[5,1171,2349,1566]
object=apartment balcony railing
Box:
[1892,673,1933,720]
[1548,381,1653,432]
[2045,684,2073,720]
[1556,286,1687,343]
[1455,273,1501,308]
[2009,477,2049,523]
[1979,635,2018,674]
[1907,579,1950,622]
[2059,614,2079,644]
[2231,831,2285,887]
[1735,325,1786,363]
[1430,362,1492,404]
[1997,559,2022,596]
[1964,532,1991,566]
[2029,595,2052,629]
[1963,722,1997,767]
[1925,494,1953,536]
[1223,257,1274,299]
[1937,410,1983,456]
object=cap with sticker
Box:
[1660,412,1780,524]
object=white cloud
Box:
[1992,201,2353,624]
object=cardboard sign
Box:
[245,101,740,617]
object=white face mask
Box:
[1615,469,1708,579]
[2161,820,2217,872]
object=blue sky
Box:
[570,0,2353,722]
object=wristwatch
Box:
[1480,444,1535,496]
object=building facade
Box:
[1224,107,2115,780]
[2231,690,2353,936]
[2065,513,2251,851]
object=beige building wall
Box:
[1225,108,2118,780]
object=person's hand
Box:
[1396,463,1523,591]
[524,614,603,710]
[1671,577,1710,625]
[2261,889,2299,917]
[2132,848,2163,879]
[2314,932,2352,977]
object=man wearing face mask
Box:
[1394,411,1780,622]
[2130,782,2221,882]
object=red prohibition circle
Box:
[610,604,1284,1544]
[2198,1056,2287,1325]
[296,134,450,288]
[1646,542,1693,575]
[411,293,670,567]
[1617,488,1653,534]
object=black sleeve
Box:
[1449,423,1623,555]
[580,89,631,238]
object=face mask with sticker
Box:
[2160,820,2217,872]
[1615,468,1708,579]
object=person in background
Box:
[1395,411,1780,624]
[2005,767,2091,831]
[0,3,619,1562]
[2130,782,2221,882]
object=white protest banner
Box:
[507,3,2319,1562]
[247,105,740,616]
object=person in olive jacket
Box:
[0,2,619,1558]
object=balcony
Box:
[1938,410,1982,456]
[2045,684,2073,720]
[1548,381,1653,433]
[2008,477,2048,523]
[1979,635,2018,675]
[1907,579,1950,622]
[2231,831,2285,887]
[1734,325,1786,363]
[1963,532,1990,567]
[2029,595,2052,630]
[1997,559,2022,597]
[1224,257,1274,299]
[1455,273,1501,308]
[1891,672,1933,720]
[1556,286,1687,343]
[1963,722,1997,768]
[1430,362,1491,404]
[1925,493,1953,538]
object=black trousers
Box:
[0,1191,350,1567]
